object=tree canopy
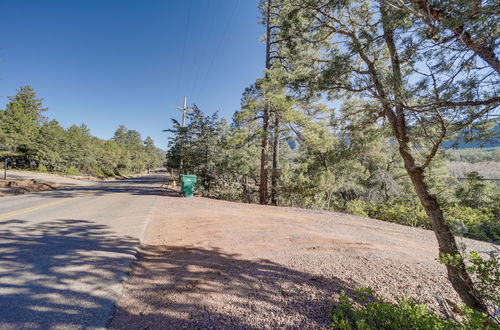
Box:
[0,86,164,177]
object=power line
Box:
[189,0,213,102]
[195,0,240,102]
[176,0,193,99]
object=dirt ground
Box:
[109,196,496,329]
[0,170,152,196]
[0,179,65,196]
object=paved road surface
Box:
[0,175,167,329]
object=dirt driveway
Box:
[109,196,496,329]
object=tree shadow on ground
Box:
[110,245,355,329]
[22,175,181,199]
[0,219,138,329]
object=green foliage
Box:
[445,147,500,163]
[345,200,368,217]
[365,199,430,229]
[0,86,46,161]
[466,252,500,307]
[445,206,499,242]
[0,86,164,177]
[440,251,499,308]
[64,166,80,176]
[330,288,498,329]
[442,172,500,242]
[165,100,498,244]
[456,172,497,208]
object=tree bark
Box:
[260,109,270,204]
[260,0,272,205]
[410,0,500,74]
[379,3,488,313]
[271,115,279,205]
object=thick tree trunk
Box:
[404,162,487,312]
[260,0,272,205]
[271,116,279,205]
[379,2,488,313]
[260,110,269,204]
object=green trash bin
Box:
[180,174,197,197]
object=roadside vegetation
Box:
[166,0,499,323]
[167,107,499,244]
[1,0,497,326]
[0,86,164,178]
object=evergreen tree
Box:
[0,85,47,164]
[277,0,498,313]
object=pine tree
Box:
[278,0,498,313]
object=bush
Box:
[330,288,498,329]
[440,251,499,309]
[345,199,368,217]
[37,164,48,172]
[64,166,80,176]
[365,200,430,229]
[445,206,499,242]
[467,252,499,308]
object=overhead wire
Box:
[189,0,213,104]
[194,0,241,103]
[176,0,193,103]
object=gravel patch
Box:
[109,196,497,329]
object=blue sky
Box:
[0,0,265,149]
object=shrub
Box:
[330,288,498,329]
[440,251,499,309]
[38,164,48,172]
[365,200,430,229]
[345,199,368,217]
[445,206,499,243]
[64,166,80,176]
[339,197,498,244]
[467,251,499,308]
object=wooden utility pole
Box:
[176,96,192,128]
[259,0,272,205]
[176,96,192,175]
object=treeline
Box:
[445,147,500,164]
[168,107,499,243]
[0,86,164,177]
[169,0,499,315]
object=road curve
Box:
[0,174,167,330]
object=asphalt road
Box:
[0,174,167,330]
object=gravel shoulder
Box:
[0,171,95,197]
[0,170,152,197]
[109,196,497,329]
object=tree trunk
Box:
[260,0,272,205]
[179,158,184,175]
[271,115,279,205]
[260,109,269,205]
[405,163,487,312]
[379,2,488,313]
[410,0,500,74]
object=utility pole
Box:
[176,96,192,128]
[175,96,192,175]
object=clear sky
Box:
[0,0,265,149]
